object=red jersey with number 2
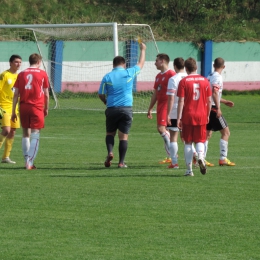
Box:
[177,74,212,125]
[14,68,49,108]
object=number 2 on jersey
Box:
[193,83,200,100]
[25,74,33,89]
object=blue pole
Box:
[202,40,213,77]
[51,40,63,93]
[126,40,138,92]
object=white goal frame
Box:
[0,23,159,111]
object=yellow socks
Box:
[0,134,6,149]
[3,137,14,159]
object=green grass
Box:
[0,94,260,259]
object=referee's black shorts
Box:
[206,107,228,131]
[105,106,133,134]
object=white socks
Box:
[22,137,30,162]
[24,132,40,167]
[204,140,208,158]
[161,131,170,157]
[184,144,193,171]
[196,142,205,160]
[220,139,228,160]
[169,142,178,164]
[191,143,197,158]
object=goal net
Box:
[0,23,159,112]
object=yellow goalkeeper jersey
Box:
[0,70,19,113]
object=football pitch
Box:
[0,94,260,259]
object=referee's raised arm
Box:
[137,42,146,69]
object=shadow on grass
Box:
[49,174,182,178]
[0,164,180,170]
[0,165,185,177]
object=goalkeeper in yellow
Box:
[0,55,22,164]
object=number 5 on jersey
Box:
[193,83,200,100]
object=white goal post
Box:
[0,23,159,112]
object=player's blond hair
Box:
[29,53,42,66]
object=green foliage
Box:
[0,0,260,41]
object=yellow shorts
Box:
[1,112,20,129]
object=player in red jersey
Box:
[147,53,176,164]
[177,57,212,176]
[11,53,49,170]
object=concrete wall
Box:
[213,42,260,90]
[0,41,259,92]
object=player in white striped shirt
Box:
[166,57,187,169]
[206,57,235,166]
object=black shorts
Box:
[206,108,228,131]
[167,119,180,132]
[105,106,133,134]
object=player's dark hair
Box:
[29,53,42,65]
[9,54,22,63]
[156,53,170,64]
[113,56,126,67]
[214,57,225,68]
[174,57,185,70]
[184,57,197,73]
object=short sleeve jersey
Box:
[177,74,212,125]
[207,71,223,107]
[0,70,19,113]
[98,65,141,107]
[154,70,176,104]
[166,72,187,119]
[14,68,49,108]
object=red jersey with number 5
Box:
[14,68,49,108]
[177,74,212,125]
